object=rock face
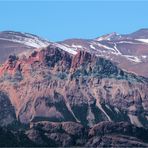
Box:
[0,45,147,129]
[0,39,148,147]
[87,121,148,147]
[27,121,148,147]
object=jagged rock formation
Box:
[0,31,147,147]
[0,45,147,129]
[0,29,148,77]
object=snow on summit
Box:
[0,31,50,48]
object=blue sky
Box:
[0,1,148,41]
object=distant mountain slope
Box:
[0,31,50,63]
[59,29,148,77]
[0,31,50,48]
[1,29,148,77]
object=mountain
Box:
[59,29,148,77]
[0,29,148,147]
[0,29,148,77]
[0,31,50,63]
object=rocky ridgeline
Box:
[0,45,147,129]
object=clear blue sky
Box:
[0,1,148,41]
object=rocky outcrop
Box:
[26,121,87,147]
[0,45,147,147]
[0,45,147,128]
[86,121,148,147]
[1,29,148,77]
[1,121,147,147]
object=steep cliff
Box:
[0,45,147,129]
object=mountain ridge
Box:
[0,45,148,127]
[0,29,148,146]
[1,29,148,77]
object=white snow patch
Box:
[97,42,115,52]
[61,43,88,51]
[124,55,141,63]
[90,44,96,50]
[141,55,147,59]
[113,43,121,55]
[53,43,77,55]
[136,39,148,44]
[0,35,50,48]
[128,114,143,127]
[118,41,141,44]
[71,44,83,49]
[95,37,105,41]
[95,32,117,41]
[92,41,117,54]
[92,42,121,55]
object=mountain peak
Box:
[95,32,118,41]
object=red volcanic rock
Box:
[0,30,148,77]
[0,45,147,147]
[71,50,94,69]
[0,55,21,76]
[0,45,147,129]
[0,30,148,147]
